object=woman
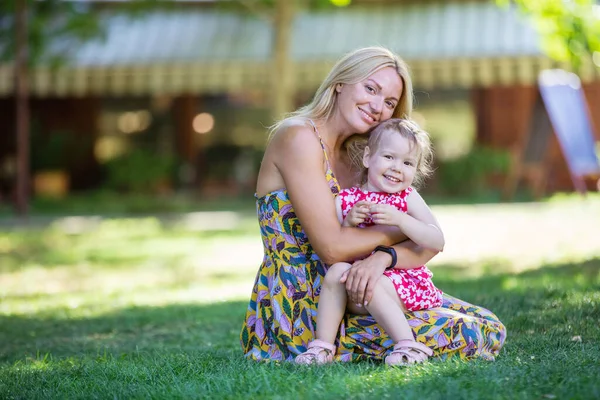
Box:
[240,46,506,362]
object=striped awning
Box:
[1,2,598,97]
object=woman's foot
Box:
[294,339,336,365]
[385,340,433,366]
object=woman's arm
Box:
[271,124,406,264]
[390,239,440,268]
[342,239,439,306]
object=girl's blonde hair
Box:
[348,118,434,189]
[269,46,413,136]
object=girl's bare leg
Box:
[347,276,413,342]
[316,262,352,344]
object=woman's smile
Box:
[358,107,376,124]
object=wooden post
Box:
[173,95,200,189]
[174,95,197,165]
[15,0,29,216]
[271,0,295,121]
[502,95,553,201]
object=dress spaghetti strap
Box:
[308,119,334,167]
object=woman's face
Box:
[335,67,403,134]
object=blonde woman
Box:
[240,46,506,362]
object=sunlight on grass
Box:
[1,198,599,398]
[1,199,599,317]
[0,215,260,322]
[431,198,600,274]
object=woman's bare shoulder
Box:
[269,118,321,152]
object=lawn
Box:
[1,196,599,399]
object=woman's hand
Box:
[339,251,391,307]
[342,201,372,227]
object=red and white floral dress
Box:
[338,186,443,311]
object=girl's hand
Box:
[369,204,403,226]
[340,251,390,306]
[342,201,372,227]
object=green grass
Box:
[1,203,599,399]
[0,190,257,217]
[2,186,575,218]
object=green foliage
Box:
[0,0,102,65]
[29,127,93,172]
[0,0,168,65]
[437,146,510,196]
[30,130,69,171]
[203,145,262,181]
[224,0,352,16]
[103,148,176,193]
[496,0,600,72]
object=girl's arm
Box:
[271,124,406,264]
[343,190,442,306]
[336,196,371,227]
[370,190,445,252]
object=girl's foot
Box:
[385,340,433,366]
[294,339,336,365]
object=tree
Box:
[231,0,352,120]
[497,0,600,73]
[0,0,163,216]
[0,0,166,64]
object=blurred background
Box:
[1,2,600,397]
[0,0,599,214]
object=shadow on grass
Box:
[1,259,599,399]
[2,259,599,362]
[0,300,248,363]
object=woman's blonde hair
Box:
[269,46,413,136]
[348,118,434,189]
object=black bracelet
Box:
[374,245,397,270]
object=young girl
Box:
[295,118,444,366]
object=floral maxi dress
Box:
[240,132,506,362]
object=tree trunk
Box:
[15,0,29,217]
[271,0,295,122]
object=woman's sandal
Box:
[385,340,433,366]
[294,339,336,365]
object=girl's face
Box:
[362,131,418,193]
[335,67,403,134]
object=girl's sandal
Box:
[385,340,433,366]
[294,339,336,365]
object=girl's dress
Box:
[240,123,506,362]
[338,186,443,311]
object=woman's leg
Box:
[295,262,352,365]
[316,262,352,344]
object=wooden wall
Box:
[474,82,600,194]
[0,97,102,193]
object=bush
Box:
[103,148,176,193]
[437,146,510,196]
[30,129,92,172]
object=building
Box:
[0,0,599,198]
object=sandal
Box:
[294,339,336,365]
[385,340,433,366]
